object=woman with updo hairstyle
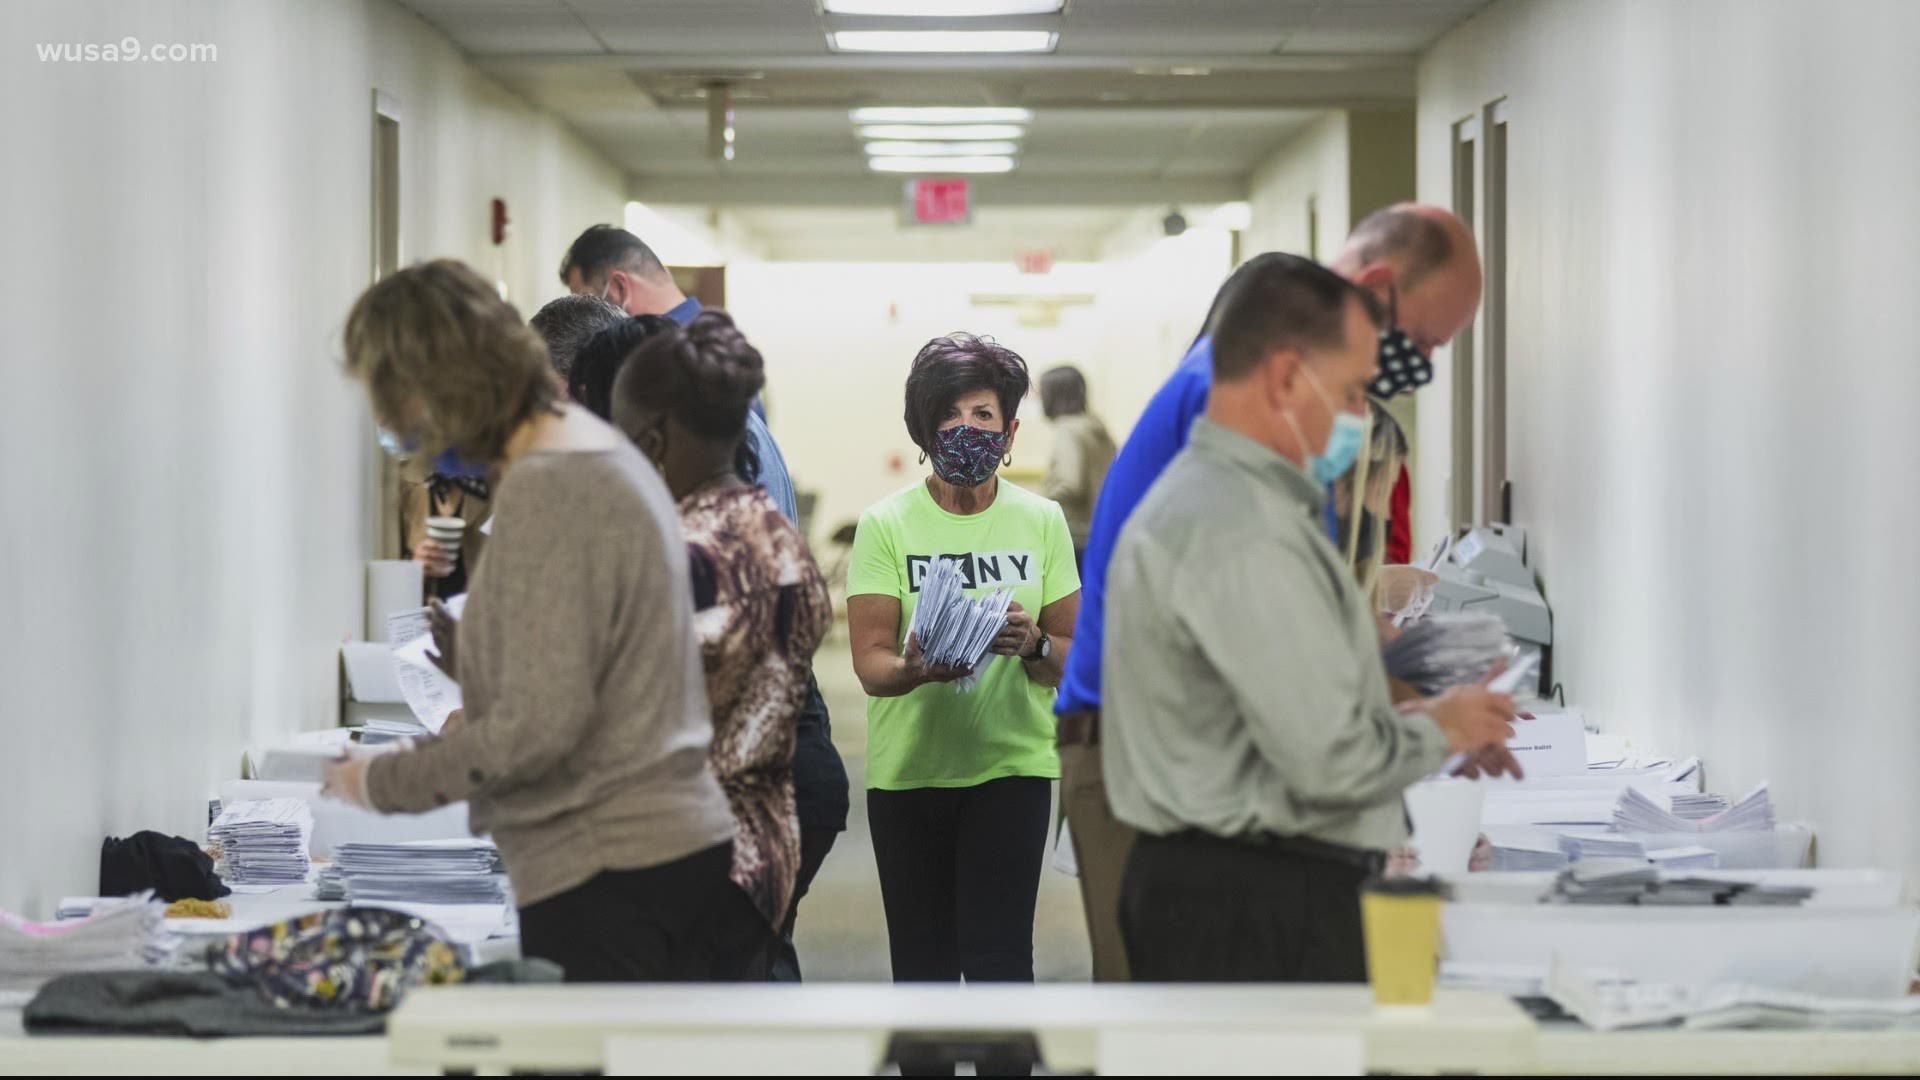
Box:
[611,311,832,978]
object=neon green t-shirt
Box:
[848,479,1082,790]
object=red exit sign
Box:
[905,178,972,225]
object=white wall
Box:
[1415,0,1920,874]
[0,0,626,915]
[1245,111,1350,261]
[729,217,1231,544]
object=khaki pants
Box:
[1059,741,1136,983]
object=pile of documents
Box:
[1381,612,1510,695]
[1558,833,1648,861]
[209,798,314,888]
[1547,959,1919,1031]
[1668,792,1730,820]
[1489,844,1570,871]
[1551,861,1810,906]
[904,558,1015,692]
[330,840,506,904]
[1614,782,1774,833]
[1,894,171,997]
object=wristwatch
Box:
[1024,631,1051,662]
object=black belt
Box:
[1165,829,1386,874]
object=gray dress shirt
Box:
[1101,417,1449,852]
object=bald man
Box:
[1055,204,1482,983]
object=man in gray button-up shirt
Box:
[1102,254,1518,983]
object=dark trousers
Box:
[867,777,1052,984]
[769,825,841,982]
[517,842,769,983]
[1120,831,1370,983]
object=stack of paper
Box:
[332,840,506,904]
[54,898,100,921]
[1546,959,1912,1032]
[1489,844,1570,871]
[356,717,428,745]
[1381,612,1510,695]
[1,894,171,997]
[905,558,1015,692]
[209,798,314,888]
[1668,793,1729,820]
[1615,782,1773,834]
[1558,833,1649,861]
[1648,845,1721,870]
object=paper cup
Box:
[425,516,466,540]
[1361,877,1449,1006]
[1403,778,1485,876]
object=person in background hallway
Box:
[323,260,752,983]
[1054,204,1483,983]
[847,335,1079,1073]
[558,309,853,983]
[527,293,627,393]
[1038,365,1115,570]
[559,225,794,518]
[1102,255,1519,983]
[609,312,831,980]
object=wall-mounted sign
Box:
[905,178,971,225]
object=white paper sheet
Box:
[387,607,460,734]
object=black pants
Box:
[769,825,841,982]
[867,777,1052,984]
[517,842,769,983]
[1120,831,1370,983]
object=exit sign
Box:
[905,178,972,225]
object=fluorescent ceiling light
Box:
[858,123,1027,141]
[850,107,1033,125]
[825,1,1062,14]
[830,30,1057,53]
[868,155,1016,174]
[866,140,1021,157]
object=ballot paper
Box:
[905,558,1016,692]
[1,894,172,996]
[388,606,461,733]
[1488,844,1570,871]
[332,839,506,905]
[1545,958,1919,1032]
[209,798,314,888]
[1558,833,1649,862]
[1502,709,1586,777]
[1614,782,1774,834]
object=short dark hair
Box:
[1346,205,1456,291]
[558,224,667,289]
[529,293,627,381]
[612,311,766,482]
[568,315,676,422]
[1039,365,1088,419]
[1208,253,1381,383]
[903,333,1030,452]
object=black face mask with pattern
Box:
[1370,286,1434,399]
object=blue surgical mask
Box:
[1287,365,1369,485]
[433,449,489,480]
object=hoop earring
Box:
[1003,455,1013,466]
[917,451,927,465]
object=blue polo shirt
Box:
[1056,335,1215,715]
[667,297,796,521]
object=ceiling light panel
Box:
[865,141,1022,157]
[868,156,1017,174]
[824,1,1063,13]
[849,107,1034,125]
[830,31,1058,53]
[858,123,1028,141]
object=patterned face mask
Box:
[1370,286,1435,399]
[927,423,1009,488]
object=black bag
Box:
[100,831,229,902]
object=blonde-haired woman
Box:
[322,260,762,982]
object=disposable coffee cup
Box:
[1361,876,1450,1007]
[425,516,465,546]
[1403,778,1485,876]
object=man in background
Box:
[1055,204,1482,982]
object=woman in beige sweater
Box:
[323,260,760,982]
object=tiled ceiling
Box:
[395,0,1492,218]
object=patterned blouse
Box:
[680,484,832,930]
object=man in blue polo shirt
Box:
[1057,204,1482,982]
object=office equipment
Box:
[1429,525,1553,647]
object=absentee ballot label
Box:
[1504,710,1587,777]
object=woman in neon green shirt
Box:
[848,334,1081,1007]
